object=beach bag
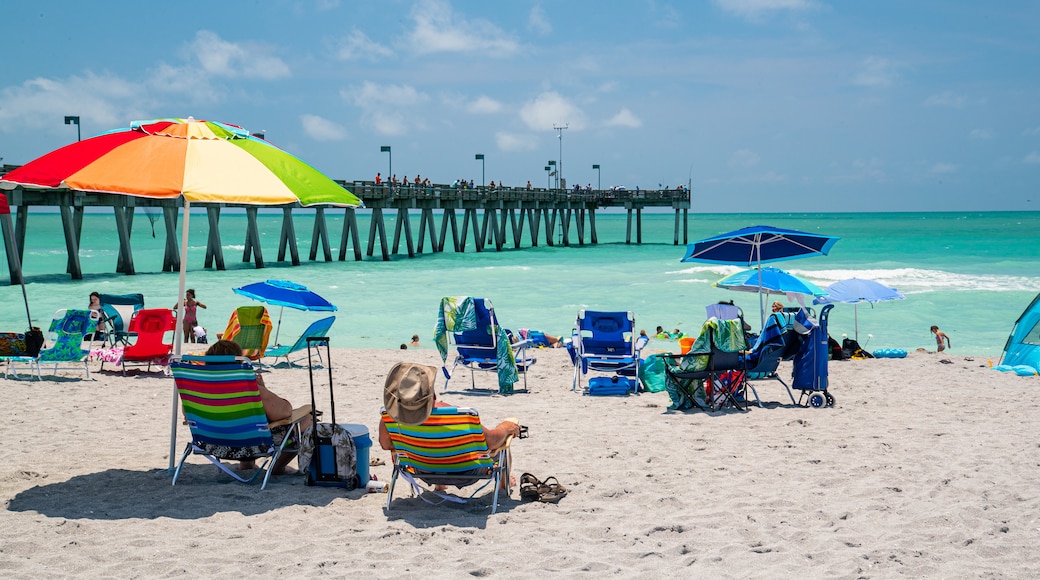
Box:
[843,338,874,360]
[586,375,637,396]
[637,354,668,393]
[829,336,845,360]
[299,422,358,490]
[0,328,44,357]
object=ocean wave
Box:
[668,265,1038,293]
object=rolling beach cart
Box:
[304,336,358,489]
[792,304,836,408]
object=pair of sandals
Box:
[519,473,567,504]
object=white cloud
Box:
[300,114,346,141]
[344,82,429,136]
[969,128,993,140]
[519,91,587,131]
[930,162,957,174]
[407,0,518,56]
[336,28,394,61]
[729,148,761,168]
[853,56,896,88]
[348,81,428,108]
[924,91,966,108]
[528,4,552,35]
[0,73,148,132]
[495,132,538,152]
[605,108,642,128]
[714,0,815,21]
[468,96,503,114]
[1024,151,1040,165]
[187,31,290,80]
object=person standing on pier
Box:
[375,172,382,185]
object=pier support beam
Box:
[277,206,301,265]
[204,206,225,270]
[309,207,333,262]
[162,206,180,272]
[338,207,363,262]
[417,207,440,253]
[113,205,136,275]
[242,206,265,268]
[438,207,461,252]
[1,213,22,285]
[391,208,415,258]
[366,207,390,261]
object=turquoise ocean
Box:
[2,210,1037,358]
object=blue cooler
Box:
[342,424,372,484]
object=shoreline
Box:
[2,347,1038,576]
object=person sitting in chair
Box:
[206,340,311,475]
[378,362,520,489]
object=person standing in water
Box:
[174,289,207,343]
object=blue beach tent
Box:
[999,292,1040,374]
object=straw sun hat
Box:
[383,362,438,425]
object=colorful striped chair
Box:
[222,306,273,361]
[171,356,310,490]
[380,406,513,514]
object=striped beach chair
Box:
[222,306,273,361]
[381,406,512,514]
[171,356,309,490]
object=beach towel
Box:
[434,296,519,393]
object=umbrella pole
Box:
[756,245,766,328]
[169,200,191,475]
[854,303,859,343]
[274,306,284,346]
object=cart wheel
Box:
[825,391,836,407]
[808,392,827,408]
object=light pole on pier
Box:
[544,166,551,189]
[547,160,557,190]
[380,145,392,185]
[64,116,81,142]
[592,164,600,191]
[475,153,485,188]
[553,123,568,189]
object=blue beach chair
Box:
[571,310,644,394]
[262,315,336,368]
[436,296,534,394]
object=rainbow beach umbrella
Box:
[0,117,358,206]
[0,117,362,473]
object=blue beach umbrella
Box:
[813,278,905,342]
[232,279,337,345]
[714,267,827,298]
[683,225,840,325]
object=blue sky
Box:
[1,0,1038,212]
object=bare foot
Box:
[239,460,257,471]
[272,466,298,476]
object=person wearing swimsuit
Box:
[174,288,207,343]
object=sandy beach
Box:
[2,346,1038,578]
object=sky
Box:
[1,0,1038,212]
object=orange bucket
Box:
[679,337,695,354]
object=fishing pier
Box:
[0,172,690,283]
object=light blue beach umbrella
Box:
[714,266,827,298]
[232,279,337,346]
[813,278,905,342]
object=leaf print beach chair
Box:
[4,309,97,380]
